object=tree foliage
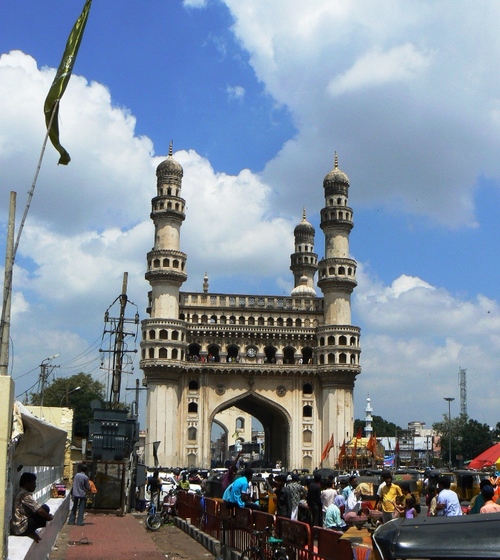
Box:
[30,373,106,437]
[354,415,403,437]
[433,414,493,467]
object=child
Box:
[426,486,437,517]
[404,496,418,518]
[392,495,405,519]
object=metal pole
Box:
[444,397,455,469]
[0,192,16,377]
[110,272,128,408]
[40,362,48,407]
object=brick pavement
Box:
[55,512,167,560]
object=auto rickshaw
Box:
[424,469,458,495]
[453,470,483,502]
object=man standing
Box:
[307,473,323,527]
[68,463,90,526]
[321,479,338,523]
[274,475,288,517]
[146,469,162,506]
[11,473,54,542]
[376,472,403,523]
[342,475,358,501]
[283,473,305,520]
[221,451,242,492]
[435,476,462,517]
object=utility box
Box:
[89,408,138,461]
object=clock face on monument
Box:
[246,347,257,358]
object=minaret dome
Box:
[323,152,349,192]
[156,141,183,180]
[294,209,315,237]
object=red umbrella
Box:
[468,442,500,470]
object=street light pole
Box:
[444,397,455,469]
[39,353,59,406]
[60,386,81,406]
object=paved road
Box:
[49,512,214,560]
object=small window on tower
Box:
[189,380,199,391]
[303,383,313,395]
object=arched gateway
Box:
[141,145,361,470]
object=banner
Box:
[44,0,92,164]
[320,433,334,462]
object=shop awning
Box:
[12,401,67,466]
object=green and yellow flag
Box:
[44,0,92,165]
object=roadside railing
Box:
[176,491,349,560]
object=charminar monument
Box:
[141,145,361,470]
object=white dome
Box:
[291,275,316,297]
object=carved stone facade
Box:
[141,146,361,470]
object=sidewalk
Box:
[49,512,167,560]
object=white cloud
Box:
[176,150,293,286]
[227,85,245,101]
[182,0,207,7]
[353,267,500,426]
[327,44,432,96]
[0,51,295,401]
[218,0,500,228]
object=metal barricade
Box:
[203,497,222,539]
[276,517,312,560]
[313,527,353,560]
[176,492,360,560]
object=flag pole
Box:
[0,100,60,353]
[2,0,93,344]
[12,100,60,260]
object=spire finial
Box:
[302,207,307,221]
[168,140,173,157]
[334,151,338,169]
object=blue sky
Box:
[1,0,500,434]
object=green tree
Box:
[354,415,403,437]
[30,373,106,437]
[433,414,493,467]
[492,422,500,442]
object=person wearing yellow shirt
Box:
[376,472,403,523]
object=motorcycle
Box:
[145,487,178,531]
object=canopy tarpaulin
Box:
[468,442,500,470]
[12,401,67,466]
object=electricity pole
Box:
[444,397,455,469]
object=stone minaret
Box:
[317,153,361,451]
[146,142,187,319]
[141,142,188,466]
[290,209,318,295]
[365,397,373,438]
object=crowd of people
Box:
[220,467,500,533]
[426,475,500,516]
[11,462,500,544]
